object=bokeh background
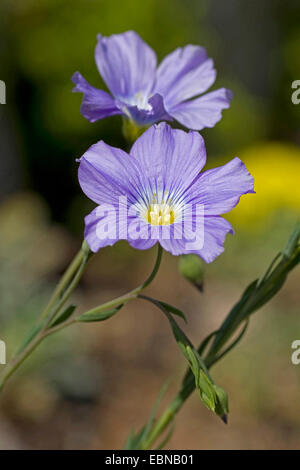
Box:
[0,0,300,450]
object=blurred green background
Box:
[0,0,299,449]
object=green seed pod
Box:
[178,254,205,291]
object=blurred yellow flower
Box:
[227,142,300,230]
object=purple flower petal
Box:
[129,237,158,251]
[95,31,157,100]
[169,88,233,130]
[159,216,233,263]
[84,201,158,253]
[84,204,139,253]
[127,216,158,251]
[78,140,144,206]
[84,205,118,252]
[186,157,255,215]
[129,122,206,201]
[155,45,216,109]
[196,216,234,263]
[72,72,121,122]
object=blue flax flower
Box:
[72,31,232,130]
[78,123,254,263]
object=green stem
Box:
[0,241,91,392]
[45,248,91,327]
[79,244,163,318]
[205,246,300,362]
[141,244,163,289]
[0,317,78,392]
[40,241,90,321]
[0,333,43,392]
[0,244,163,393]
[141,376,194,450]
[141,338,237,450]
[141,236,300,450]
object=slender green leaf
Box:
[139,295,225,416]
[282,222,300,258]
[50,305,76,328]
[186,346,199,378]
[198,330,220,356]
[155,421,175,450]
[198,370,216,411]
[77,304,123,322]
[207,319,249,368]
[158,301,187,323]
[139,380,169,445]
[124,428,136,450]
[213,384,229,419]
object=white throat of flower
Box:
[123,92,152,112]
[135,92,152,111]
[138,192,182,226]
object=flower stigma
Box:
[146,203,175,225]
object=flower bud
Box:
[179,255,205,291]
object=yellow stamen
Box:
[147,204,175,226]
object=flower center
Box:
[135,92,152,111]
[123,92,152,112]
[146,203,175,226]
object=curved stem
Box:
[141,346,226,450]
[0,333,44,392]
[77,245,163,318]
[40,241,90,321]
[141,244,163,289]
[45,249,91,327]
[141,233,300,450]
[141,376,194,450]
[0,244,163,393]
[0,242,91,392]
[0,317,78,391]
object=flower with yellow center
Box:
[78,123,254,263]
